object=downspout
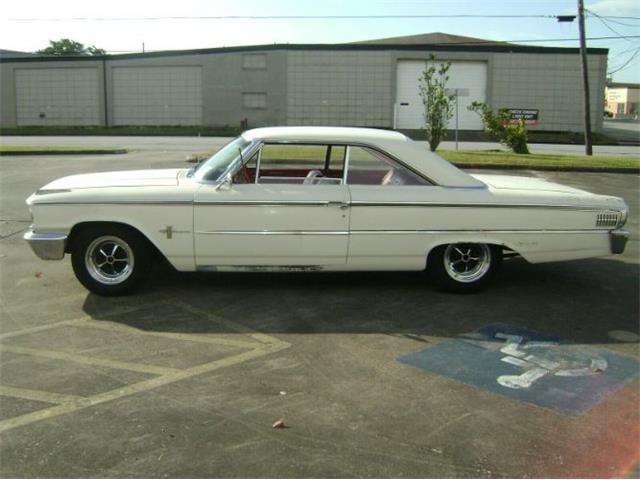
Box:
[102,57,109,127]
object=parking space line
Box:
[0,340,290,433]
[78,319,258,349]
[0,304,151,341]
[0,318,85,341]
[0,385,84,405]
[2,345,181,376]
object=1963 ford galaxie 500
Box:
[24,127,629,295]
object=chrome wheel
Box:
[443,243,491,283]
[84,236,134,285]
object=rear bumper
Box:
[24,230,67,260]
[610,229,629,255]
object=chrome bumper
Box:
[610,229,630,255]
[24,230,67,260]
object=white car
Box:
[24,127,629,295]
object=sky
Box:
[0,0,638,83]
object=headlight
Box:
[618,206,628,228]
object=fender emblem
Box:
[159,226,190,239]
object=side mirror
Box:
[216,173,233,191]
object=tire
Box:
[427,243,501,293]
[71,225,150,296]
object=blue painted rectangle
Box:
[398,323,639,415]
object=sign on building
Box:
[506,108,539,125]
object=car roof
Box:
[243,126,409,143]
[242,126,485,188]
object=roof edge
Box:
[0,42,609,63]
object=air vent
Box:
[596,212,620,228]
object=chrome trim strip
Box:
[349,201,607,211]
[350,228,610,235]
[196,230,349,235]
[31,200,192,206]
[194,200,333,206]
[196,228,606,236]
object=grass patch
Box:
[438,149,640,169]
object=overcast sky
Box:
[1,0,638,82]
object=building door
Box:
[395,60,487,130]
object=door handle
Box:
[327,201,350,210]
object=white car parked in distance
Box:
[25,127,629,295]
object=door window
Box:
[346,146,430,186]
[253,144,345,185]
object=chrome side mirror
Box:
[216,173,233,191]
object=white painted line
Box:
[78,319,257,349]
[498,367,550,389]
[0,301,291,433]
[2,345,181,376]
[0,342,289,433]
[0,304,150,341]
[500,356,530,368]
[0,385,84,405]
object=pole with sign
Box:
[445,88,469,151]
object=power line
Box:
[597,17,640,27]
[586,9,638,44]
[608,48,640,74]
[0,14,575,22]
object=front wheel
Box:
[71,225,149,296]
[427,243,501,293]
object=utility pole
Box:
[578,0,593,156]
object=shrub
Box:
[419,57,454,152]
[468,102,530,154]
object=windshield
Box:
[192,136,251,181]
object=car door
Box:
[345,145,440,270]
[193,143,350,268]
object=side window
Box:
[256,144,344,185]
[346,146,429,186]
[232,151,258,184]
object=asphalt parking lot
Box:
[0,138,639,478]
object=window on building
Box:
[346,146,430,186]
[243,92,267,110]
[242,54,267,70]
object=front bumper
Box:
[24,230,67,260]
[610,229,630,255]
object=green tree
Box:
[468,102,530,154]
[419,56,454,151]
[37,39,106,56]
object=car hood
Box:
[471,174,593,196]
[39,169,183,191]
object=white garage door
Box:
[15,68,100,126]
[112,66,202,125]
[396,60,487,130]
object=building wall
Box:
[490,52,606,132]
[0,47,608,132]
[0,59,106,127]
[286,50,392,127]
[606,87,640,116]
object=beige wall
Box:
[0,47,608,132]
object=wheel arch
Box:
[424,237,520,269]
[66,221,165,262]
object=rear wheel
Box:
[428,243,501,293]
[71,225,149,296]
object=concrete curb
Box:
[0,149,128,156]
[455,163,640,174]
